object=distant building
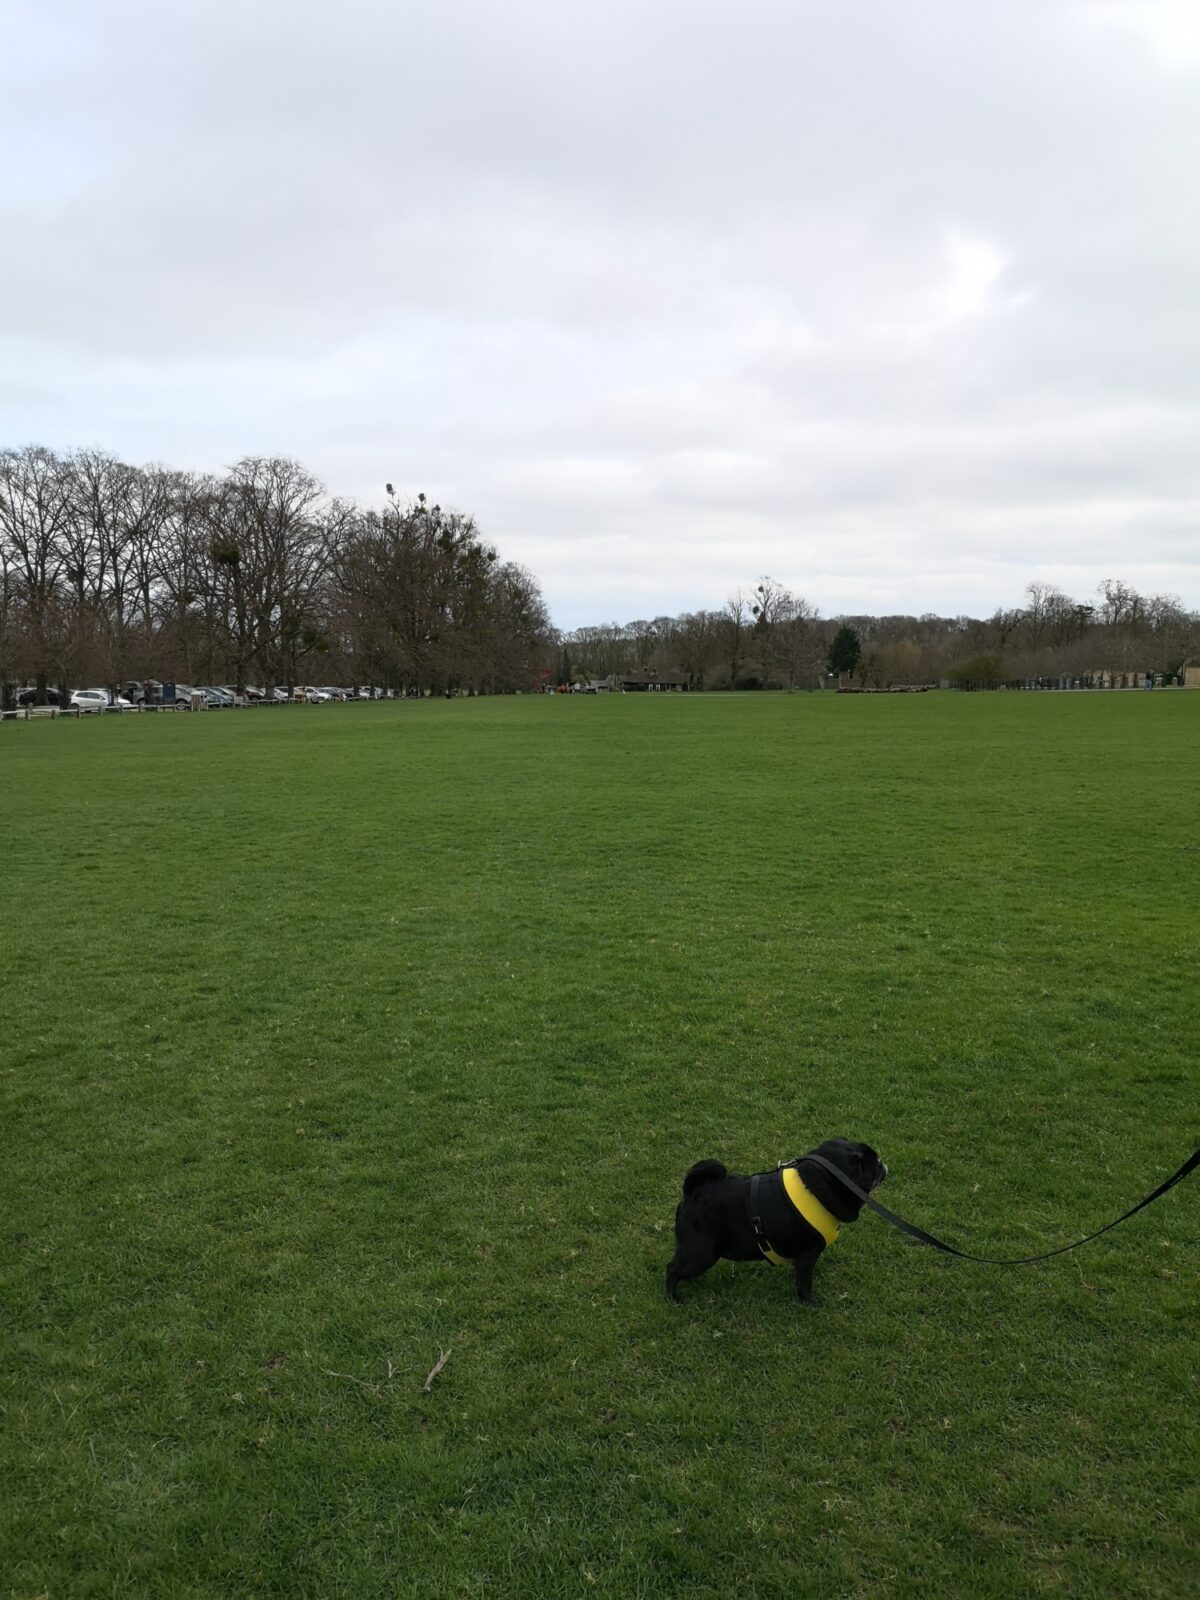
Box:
[618,671,690,691]
[1183,660,1200,688]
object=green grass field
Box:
[2,692,1198,1598]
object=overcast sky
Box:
[4,1,1199,628]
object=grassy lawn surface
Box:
[2,692,1198,1598]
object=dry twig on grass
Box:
[324,1369,381,1395]
[422,1349,452,1393]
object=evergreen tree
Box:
[828,624,861,680]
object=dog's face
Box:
[812,1137,887,1188]
[804,1138,888,1219]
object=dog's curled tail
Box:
[682,1158,727,1196]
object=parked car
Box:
[16,685,63,706]
[271,687,290,703]
[106,695,138,712]
[242,686,266,702]
[139,679,164,704]
[70,689,108,714]
[305,687,332,702]
[201,686,234,707]
[172,684,199,708]
[123,680,166,705]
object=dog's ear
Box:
[829,1141,881,1195]
[854,1144,884,1186]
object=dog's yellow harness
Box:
[759,1167,840,1265]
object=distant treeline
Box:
[0,446,552,701]
[561,577,1200,689]
[5,445,1196,704]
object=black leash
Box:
[799,1148,1200,1266]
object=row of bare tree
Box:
[562,578,1199,689]
[0,446,553,703]
[5,443,1194,702]
[562,580,822,689]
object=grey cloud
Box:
[3,0,1199,625]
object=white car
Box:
[70,689,108,714]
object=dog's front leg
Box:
[792,1249,822,1308]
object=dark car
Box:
[123,681,164,705]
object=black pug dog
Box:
[666,1138,888,1307]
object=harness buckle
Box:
[751,1215,782,1260]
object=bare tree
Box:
[675,609,721,689]
[485,562,553,691]
[1023,581,1051,648]
[123,465,177,681]
[65,449,153,692]
[990,606,1024,650]
[722,590,748,686]
[0,526,17,706]
[625,619,658,671]
[203,457,327,693]
[749,575,790,684]
[565,623,629,681]
[1097,578,1144,629]
[156,471,217,684]
[334,489,505,693]
[0,446,71,701]
[775,592,819,687]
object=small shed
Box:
[1182,660,1200,689]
